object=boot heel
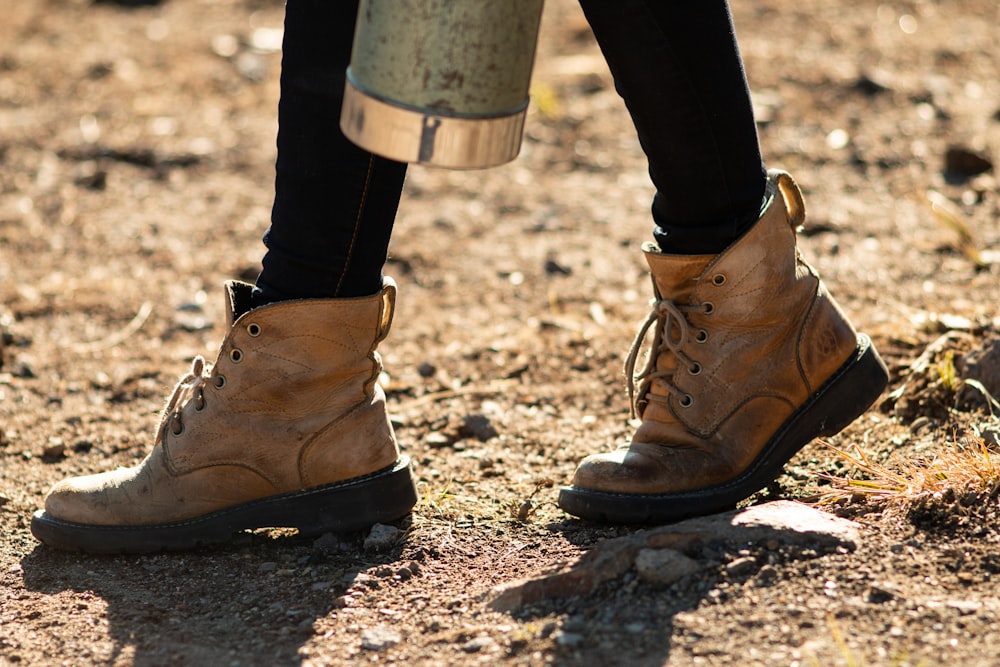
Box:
[809,334,888,437]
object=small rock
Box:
[634,548,702,585]
[554,631,584,647]
[947,599,981,615]
[753,564,780,587]
[944,146,993,179]
[361,626,401,651]
[867,584,897,604]
[725,556,758,579]
[373,566,394,578]
[417,362,436,378]
[42,440,66,462]
[234,51,267,82]
[424,432,453,448]
[11,360,35,379]
[544,258,572,276]
[853,71,892,96]
[364,523,402,551]
[396,566,413,581]
[257,562,278,573]
[461,636,495,653]
[958,338,1000,408]
[461,414,498,441]
[312,532,343,551]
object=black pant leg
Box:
[257,0,407,301]
[577,0,766,253]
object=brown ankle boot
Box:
[558,170,888,523]
[31,278,417,553]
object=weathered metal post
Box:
[341,0,544,169]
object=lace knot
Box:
[624,298,702,418]
[159,355,213,439]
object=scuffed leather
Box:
[572,171,858,495]
[43,279,401,526]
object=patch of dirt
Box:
[2,0,1000,665]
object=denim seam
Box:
[334,153,376,297]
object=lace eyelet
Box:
[246,323,261,337]
[194,396,206,411]
[171,422,184,436]
[678,394,694,408]
[230,348,243,363]
[712,274,726,286]
[703,302,715,315]
[214,375,227,389]
[695,329,709,343]
[689,362,702,376]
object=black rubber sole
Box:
[30,457,418,554]
[558,334,889,524]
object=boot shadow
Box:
[496,500,858,666]
[19,527,409,667]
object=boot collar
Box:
[224,281,257,328]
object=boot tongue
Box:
[641,243,714,302]
[638,244,715,407]
[224,281,257,328]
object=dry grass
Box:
[815,429,1000,511]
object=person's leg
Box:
[559,2,888,522]
[577,0,766,253]
[31,0,417,553]
[256,0,406,303]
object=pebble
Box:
[257,562,278,573]
[947,600,981,615]
[364,524,402,551]
[361,626,401,651]
[725,556,758,578]
[424,432,452,448]
[42,439,66,461]
[554,631,584,647]
[461,413,498,441]
[634,548,703,585]
[313,532,346,551]
[461,636,494,653]
[753,564,780,588]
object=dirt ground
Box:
[2,0,1000,665]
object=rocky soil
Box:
[2,0,999,665]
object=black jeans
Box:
[256,0,766,302]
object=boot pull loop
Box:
[376,277,398,343]
[771,169,806,231]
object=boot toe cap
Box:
[571,441,740,496]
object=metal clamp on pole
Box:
[341,0,544,170]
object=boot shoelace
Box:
[159,355,216,439]
[624,298,706,419]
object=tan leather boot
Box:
[31,278,417,552]
[559,170,888,523]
